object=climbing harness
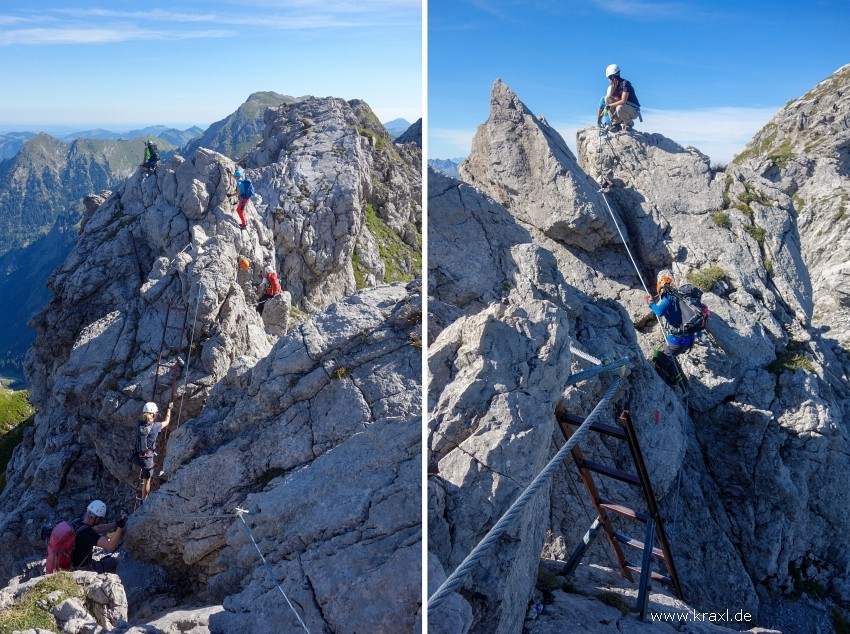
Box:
[593,132,691,396]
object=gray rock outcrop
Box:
[245,97,421,311]
[394,118,423,147]
[429,71,850,633]
[0,571,127,632]
[125,282,421,633]
[0,94,422,632]
[460,80,619,249]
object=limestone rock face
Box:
[734,63,850,365]
[430,74,850,633]
[124,282,422,633]
[0,147,274,578]
[459,80,619,250]
[0,95,421,634]
[394,117,423,148]
[261,289,292,336]
[244,97,421,311]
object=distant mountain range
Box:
[428,157,464,178]
[0,92,411,386]
[184,91,294,160]
[383,118,412,139]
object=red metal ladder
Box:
[558,408,684,620]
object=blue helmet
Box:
[235,169,243,178]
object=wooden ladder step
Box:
[577,459,641,486]
[613,531,665,560]
[625,562,672,587]
[559,413,627,440]
[598,499,649,523]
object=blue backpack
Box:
[241,177,255,198]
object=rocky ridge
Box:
[428,73,850,633]
[0,95,421,632]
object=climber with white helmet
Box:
[71,499,126,572]
[232,168,255,230]
[132,401,172,503]
[598,64,641,131]
[256,265,282,315]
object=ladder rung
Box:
[577,459,641,486]
[559,413,626,439]
[598,499,648,523]
[625,562,671,586]
[589,421,626,439]
[613,532,665,560]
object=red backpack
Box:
[266,272,281,296]
[46,521,83,573]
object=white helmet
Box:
[87,500,107,518]
[605,64,620,78]
[264,265,274,275]
[143,402,158,414]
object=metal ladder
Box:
[558,408,683,620]
[134,299,189,509]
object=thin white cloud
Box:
[0,3,420,45]
[0,27,233,45]
[54,8,221,23]
[429,128,477,159]
[585,0,692,18]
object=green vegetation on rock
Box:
[745,225,767,245]
[711,210,730,228]
[364,204,422,284]
[0,388,34,493]
[686,266,727,291]
[0,571,81,633]
[768,348,815,375]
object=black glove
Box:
[116,512,127,529]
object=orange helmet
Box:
[656,269,674,293]
[238,257,250,270]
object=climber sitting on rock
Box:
[601,64,641,131]
[133,401,172,502]
[232,169,255,230]
[72,500,126,573]
[646,270,697,389]
[141,139,160,173]
[257,265,282,315]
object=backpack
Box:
[266,272,281,296]
[241,177,255,198]
[45,520,86,573]
[668,284,709,336]
[135,420,155,457]
[147,143,160,162]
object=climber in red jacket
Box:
[257,265,282,315]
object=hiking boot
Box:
[240,225,247,231]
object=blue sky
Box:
[428,0,850,164]
[0,0,422,132]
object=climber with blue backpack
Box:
[233,168,255,230]
[646,270,709,389]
